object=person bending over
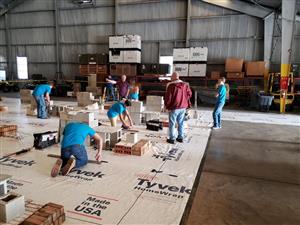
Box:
[51,122,103,177]
[107,99,133,129]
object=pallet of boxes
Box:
[173,47,208,77]
[225,58,244,79]
[109,34,141,76]
[78,53,108,97]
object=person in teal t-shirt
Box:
[212,77,227,129]
[32,82,53,119]
[50,122,103,177]
[107,99,133,128]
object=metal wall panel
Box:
[0,31,6,45]
[61,44,109,62]
[59,7,114,25]
[141,43,159,63]
[28,64,56,79]
[191,15,261,39]
[0,17,5,28]
[10,28,55,44]
[159,42,174,56]
[119,21,186,41]
[10,0,54,13]
[191,0,238,16]
[0,47,6,62]
[9,12,54,27]
[118,1,186,21]
[26,46,56,62]
[61,64,80,79]
[60,25,114,43]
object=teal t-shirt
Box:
[129,93,139,100]
[61,123,96,148]
[217,84,226,103]
[107,102,126,118]
[32,84,52,96]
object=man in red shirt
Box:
[164,72,192,144]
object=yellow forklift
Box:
[267,72,295,110]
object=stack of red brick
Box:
[0,125,17,137]
[114,139,152,156]
[20,202,65,225]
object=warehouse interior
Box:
[0,0,299,225]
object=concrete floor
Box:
[187,121,300,225]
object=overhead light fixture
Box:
[72,0,95,6]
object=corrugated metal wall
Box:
[0,0,298,79]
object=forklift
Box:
[267,72,295,110]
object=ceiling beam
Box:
[201,0,273,18]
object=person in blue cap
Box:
[107,99,133,128]
[51,122,103,177]
[32,82,53,119]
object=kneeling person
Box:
[51,122,103,177]
[107,99,133,128]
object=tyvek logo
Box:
[152,147,184,161]
[66,169,105,181]
[0,156,36,168]
[134,178,191,199]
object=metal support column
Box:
[185,0,191,47]
[54,0,61,73]
[280,0,296,113]
[263,12,275,92]
[114,0,119,35]
[4,13,12,80]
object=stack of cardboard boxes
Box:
[109,35,141,76]
[225,58,244,78]
[78,53,108,75]
[173,47,208,77]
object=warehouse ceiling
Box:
[0,0,25,16]
[241,0,300,14]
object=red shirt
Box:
[164,81,192,110]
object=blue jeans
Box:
[168,108,186,140]
[34,95,47,118]
[61,145,88,168]
[106,86,116,101]
[213,102,225,128]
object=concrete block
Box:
[128,101,143,113]
[143,111,160,122]
[0,192,25,222]
[146,95,164,105]
[130,112,142,125]
[0,175,11,197]
[126,132,138,143]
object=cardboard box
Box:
[173,64,189,77]
[109,35,125,48]
[188,64,207,77]
[97,64,108,74]
[79,65,88,75]
[173,48,190,61]
[123,64,137,76]
[226,72,244,79]
[225,58,244,72]
[123,50,141,63]
[245,61,266,76]
[109,50,124,63]
[124,34,141,49]
[189,47,208,61]
[211,71,220,79]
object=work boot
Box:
[167,139,175,144]
[61,158,76,176]
[51,158,63,177]
[176,137,183,143]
